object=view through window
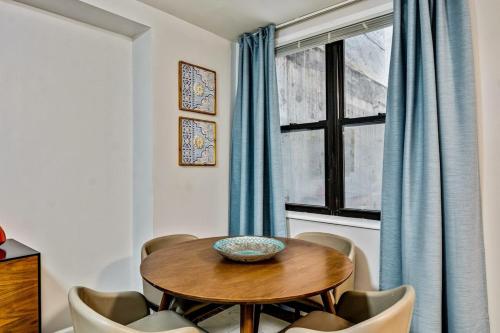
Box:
[276,24,393,219]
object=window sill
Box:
[286,210,381,230]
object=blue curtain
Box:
[380,0,489,332]
[229,25,287,237]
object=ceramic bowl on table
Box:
[213,236,286,263]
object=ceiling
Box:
[138,0,345,40]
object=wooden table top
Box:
[140,237,353,304]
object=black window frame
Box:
[281,40,386,220]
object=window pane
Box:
[282,129,325,206]
[344,26,393,118]
[343,124,384,210]
[276,46,326,125]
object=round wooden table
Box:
[141,237,353,333]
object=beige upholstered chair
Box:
[286,285,415,333]
[141,234,208,316]
[68,287,205,333]
[295,232,356,307]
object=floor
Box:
[198,306,289,333]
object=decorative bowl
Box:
[213,236,286,263]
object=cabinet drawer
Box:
[0,256,39,333]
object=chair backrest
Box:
[141,234,198,307]
[286,286,415,333]
[68,287,148,333]
[295,232,355,301]
[141,234,198,260]
[295,232,355,261]
[336,285,415,333]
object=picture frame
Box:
[178,116,216,166]
[178,61,217,115]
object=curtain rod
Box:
[249,0,363,36]
[275,0,362,30]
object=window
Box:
[276,23,393,220]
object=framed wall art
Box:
[178,117,216,166]
[178,61,216,115]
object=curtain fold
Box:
[380,0,489,332]
[229,25,287,237]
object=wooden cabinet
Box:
[0,239,40,333]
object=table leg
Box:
[240,304,255,333]
[158,293,174,311]
[321,291,336,314]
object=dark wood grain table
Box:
[140,237,353,333]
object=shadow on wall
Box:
[42,257,135,332]
[96,256,135,291]
[42,268,72,332]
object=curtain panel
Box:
[380,0,489,332]
[229,25,287,237]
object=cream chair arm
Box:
[73,288,149,325]
[70,287,206,333]
[69,287,148,333]
[285,286,414,333]
[335,287,411,324]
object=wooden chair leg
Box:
[158,293,174,311]
[253,304,262,333]
[294,308,301,320]
[320,291,336,314]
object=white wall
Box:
[0,2,134,331]
[0,0,233,331]
[470,0,500,331]
[79,0,233,240]
[131,30,154,290]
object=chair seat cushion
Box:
[127,310,205,332]
[288,311,353,332]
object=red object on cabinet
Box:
[0,226,6,245]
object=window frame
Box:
[281,40,386,220]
